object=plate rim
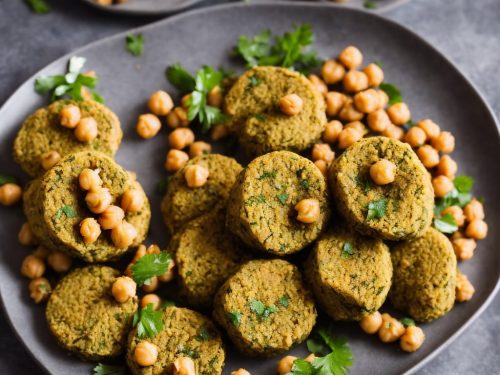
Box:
[79,0,206,16]
[1,2,499,374]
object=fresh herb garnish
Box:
[434,175,475,230]
[55,205,77,220]
[126,33,144,57]
[25,0,50,14]
[249,299,277,319]
[35,56,103,102]
[363,1,377,9]
[341,242,354,258]
[433,213,458,234]
[0,175,16,186]
[453,175,474,194]
[401,317,415,327]
[379,83,402,105]
[195,327,211,342]
[227,311,241,327]
[279,295,289,308]
[131,251,172,286]
[277,193,289,205]
[132,303,164,339]
[366,198,388,220]
[160,300,176,308]
[93,363,125,375]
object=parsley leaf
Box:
[126,33,144,57]
[401,317,415,327]
[434,175,474,219]
[227,311,241,327]
[132,303,164,339]
[277,193,289,205]
[379,83,402,105]
[131,251,172,286]
[0,175,17,186]
[433,213,458,234]
[249,299,277,319]
[341,242,354,258]
[93,363,125,375]
[363,1,377,9]
[366,198,388,220]
[453,175,474,194]
[166,64,196,93]
[55,205,76,220]
[289,358,314,375]
[25,0,50,14]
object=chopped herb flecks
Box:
[277,193,289,205]
[366,198,388,220]
[133,303,164,339]
[227,311,241,327]
[55,205,77,220]
[126,33,144,56]
[279,295,289,308]
[249,299,277,319]
[257,170,277,180]
[341,242,354,258]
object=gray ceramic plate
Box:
[318,0,411,13]
[0,2,499,375]
[80,0,205,16]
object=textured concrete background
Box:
[0,0,499,373]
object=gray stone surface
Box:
[0,0,498,374]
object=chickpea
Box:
[377,90,389,108]
[32,246,50,260]
[417,119,440,140]
[112,276,136,304]
[165,149,189,173]
[417,145,440,168]
[321,60,345,84]
[142,276,159,293]
[277,355,297,375]
[18,222,37,246]
[363,63,384,87]
[148,90,174,116]
[184,165,209,188]
[0,183,22,206]
[304,353,316,363]
[404,126,427,148]
[345,121,367,136]
[85,187,112,214]
[353,89,381,113]
[338,99,364,122]
[295,199,320,224]
[146,244,161,255]
[121,189,144,213]
[80,217,101,244]
[381,123,404,140]
[231,369,251,375]
[367,109,390,132]
[360,311,383,334]
[168,128,195,150]
[338,128,363,149]
[432,175,454,198]
[211,124,230,141]
[166,107,190,129]
[387,102,411,126]
[47,251,72,273]
[29,277,51,303]
[323,120,343,143]
[207,85,223,108]
[311,144,335,165]
[140,294,161,310]
[452,238,476,261]
[40,150,61,170]
[21,255,45,279]
[79,168,103,191]
[158,259,176,282]
[111,221,138,249]
[451,231,464,241]
[308,74,328,95]
[370,159,396,185]
[173,356,196,375]
[59,104,81,128]
[456,272,475,302]
[463,199,485,222]
[189,141,212,158]
[134,341,158,367]
[136,114,162,139]
[465,219,488,240]
[325,92,346,117]
[431,131,455,154]
[314,160,328,176]
[98,205,125,230]
[441,206,465,227]
[378,313,405,343]
[181,94,191,109]
[343,70,369,93]
[400,326,425,352]
[74,117,98,142]
[437,155,458,178]
[338,46,363,69]
[279,94,304,116]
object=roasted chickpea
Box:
[85,187,112,214]
[452,238,476,261]
[345,121,367,136]
[295,199,320,224]
[431,131,455,154]
[370,159,396,185]
[360,311,383,334]
[21,255,45,279]
[417,145,440,168]
[211,124,230,141]
[146,244,161,255]
[207,85,223,108]
[304,354,316,363]
[381,123,404,140]
[404,126,427,147]
[464,199,485,222]
[168,128,195,150]
[377,90,389,108]
[308,74,328,95]
[0,183,22,206]
[111,220,138,249]
[456,272,475,302]
[80,217,101,244]
[158,259,176,282]
[148,90,174,116]
[311,144,335,164]
[165,149,189,173]
[140,294,161,310]
[184,165,209,188]
[367,109,390,132]
[121,189,144,213]
[18,222,37,246]
[279,94,304,116]
[136,114,162,139]
[98,205,125,230]
[74,117,98,142]
[277,355,297,375]
[79,168,102,191]
[378,313,405,343]
[343,70,369,93]
[32,246,51,260]
[432,175,454,198]
[181,94,192,109]
[417,119,440,140]
[189,141,212,158]
[338,46,363,69]
[387,102,411,126]
[134,341,158,367]
[325,92,346,117]
[166,107,190,129]
[400,326,425,352]
[314,160,328,176]
[29,277,51,304]
[436,155,457,179]
[441,206,465,227]
[338,128,363,149]
[112,276,136,304]
[354,89,381,113]
[451,231,464,241]
[231,369,251,375]
[321,60,345,84]
[363,63,384,87]
[47,251,72,273]
[173,356,196,375]
[40,150,61,170]
[465,219,488,240]
[59,104,81,128]
[323,120,343,143]
[142,276,159,293]
[338,99,364,122]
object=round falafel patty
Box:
[24,151,151,262]
[126,307,225,375]
[46,266,137,360]
[161,154,242,234]
[224,66,326,156]
[213,259,317,357]
[305,227,392,321]
[329,136,434,240]
[226,151,330,255]
[13,99,122,177]
[390,227,457,322]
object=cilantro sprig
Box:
[25,0,50,14]
[93,363,125,375]
[0,175,17,186]
[379,83,402,105]
[35,56,104,103]
[132,303,164,339]
[126,34,144,57]
[131,251,172,286]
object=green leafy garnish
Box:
[379,83,402,105]
[132,303,164,339]
[249,299,277,319]
[433,213,458,234]
[363,1,377,9]
[401,317,415,327]
[434,175,475,230]
[166,64,196,93]
[234,24,322,74]
[277,193,289,205]
[55,205,76,220]
[25,0,50,14]
[341,242,354,258]
[0,175,16,186]
[35,56,103,102]
[279,295,289,308]
[93,363,125,375]
[227,311,241,327]
[290,358,314,375]
[126,33,144,56]
[160,300,176,308]
[195,327,211,342]
[131,251,172,286]
[453,175,474,194]
[366,198,388,220]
